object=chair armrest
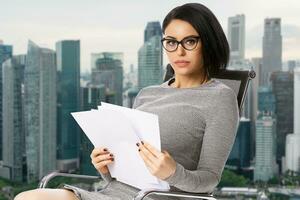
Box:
[38,172,101,188]
[134,188,216,200]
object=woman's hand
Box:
[137,141,176,180]
[90,147,114,174]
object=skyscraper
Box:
[56,40,81,172]
[285,67,300,172]
[1,57,24,182]
[254,115,278,181]
[227,118,251,170]
[91,52,123,106]
[227,14,245,61]
[0,43,13,161]
[144,21,162,43]
[254,87,278,181]
[24,41,57,182]
[138,21,163,89]
[261,18,282,86]
[270,71,294,171]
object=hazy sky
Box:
[1,0,299,72]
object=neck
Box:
[171,72,209,89]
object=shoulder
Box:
[211,79,237,101]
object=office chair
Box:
[39,64,256,200]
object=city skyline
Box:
[1,0,300,72]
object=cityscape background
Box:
[0,0,300,199]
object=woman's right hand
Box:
[90,147,114,174]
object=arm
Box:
[164,89,240,193]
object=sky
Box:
[1,0,299,72]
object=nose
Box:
[176,43,186,56]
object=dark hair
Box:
[162,3,229,77]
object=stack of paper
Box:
[71,102,170,190]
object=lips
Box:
[174,60,190,67]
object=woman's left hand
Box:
[137,141,176,180]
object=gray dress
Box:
[63,77,239,200]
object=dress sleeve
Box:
[99,171,113,183]
[164,88,240,193]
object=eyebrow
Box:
[164,35,200,40]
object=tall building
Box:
[254,87,278,181]
[138,21,163,89]
[56,40,81,172]
[270,71,294,171]
[254,115,278,181]
[0,57,24,182]
[79,84,105,175]
[91,52,123,106]
[250,57,262,160]
[261,18,282,86]
[144,21,162,43]
[24,41,57,182]
[227,14,245,61]
[285,67,300,172]
[0,44,13,161]
[258,87,276,116]
[227,118,251,169]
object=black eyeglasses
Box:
[161,36,201,52]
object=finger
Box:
[139,144,158,165]
[142,141,162,158]
[139,149,156,173]
[91,147,109,158]
[94,159,113,169]
[93,153,113,164]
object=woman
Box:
[15,3,239,200]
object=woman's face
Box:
[164,19,204,77]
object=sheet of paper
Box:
[98,102,170,189]
[99,102,161,151]
[71,109,169,190]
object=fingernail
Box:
[109,153,113,157]
[104,148,108,151]
[136,143,140,147]
[141,141,144,145]
[138,149,141,152]
[111,158,114,161]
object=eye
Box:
[184,38,197,46]
[165,40,177,47]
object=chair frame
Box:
[39,65,256,200]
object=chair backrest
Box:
[163,64,256,117]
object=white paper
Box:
[99,102,161,151]
[71,106,170,190]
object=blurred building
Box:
[0,43,13,161]
[0,57,24,182]
[227,14,245,62]
[227,118,251,176]
[270,71,294,172]
[91,52,123,106]
[254,87,278,181]
[138,21,163,90]
[24,41,57,183]
[261,18,282,86]
[56,40,81,172]
[285,67,300,172]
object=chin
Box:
[173,68,194,76]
